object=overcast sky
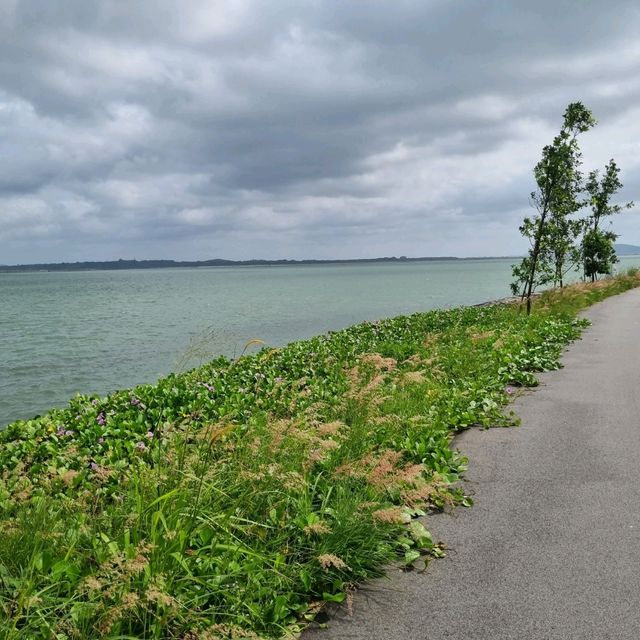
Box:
[2,1,640,264]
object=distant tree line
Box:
[511,102,634,313]
[0,256,463,273]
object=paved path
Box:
[304,287,640,640]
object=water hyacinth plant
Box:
[0,272,638,639]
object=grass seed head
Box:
[317,553,350,571]
[303,521,331,535]
[371,507,408,524]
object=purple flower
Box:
[130,396,141,406]
[91,399,98,406]
[90,462,100,471]
[56,426,65,437]
[135,441,147,452]
[146,431,154,439]
[98,437,104,444]
[274,377,283,384]
[64,430,74,437]
[505,386,515,395]
[96,413,106,426]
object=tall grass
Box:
[1,272,638,639]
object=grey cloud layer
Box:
[2,0,640,263]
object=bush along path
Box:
[1,272,639,639]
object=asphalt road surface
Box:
[304,287,640,640]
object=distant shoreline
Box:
[3,248,639,274]
[0,255,523,273]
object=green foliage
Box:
[585,159,631,229]
[513,106,634,299]
[546,215,584,288]
[0,275,638,638]
[583,228,617,279]
[512,102,595,308]
[582,159,633,280]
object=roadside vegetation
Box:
[511,102,634,312]
[1,271,639,639]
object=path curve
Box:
[304,287,640,640]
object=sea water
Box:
[2,257,640,426]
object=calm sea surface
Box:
[3,257,640,427]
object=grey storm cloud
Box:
[1,0,640,263]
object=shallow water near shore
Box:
[3,256,640,427]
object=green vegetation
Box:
[1,273,639,639]
[511,102,634,312]
[583,160,633,282]
[511,102,596,312]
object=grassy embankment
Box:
[1,272,638,639]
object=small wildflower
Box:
[135,441,147,452]
[91,399,98,406]
[505,386,515,395]
[56,426,65,437]
[130,396,141,406]
[146,431,154,439]
[64,430,74,437]
[96,412,106,426]
[90,462,100,471]
[98,437,104,444]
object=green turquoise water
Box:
[2,257,639,427]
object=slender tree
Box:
[511,102,596,313]
[511,217,554,296]
[547,214,584,288]
[582,159,633,281]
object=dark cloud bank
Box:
[1,0,640,264]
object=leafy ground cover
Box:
[1,271,638,639]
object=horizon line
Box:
[1,254,525,271]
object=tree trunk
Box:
[524,211,547,315]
